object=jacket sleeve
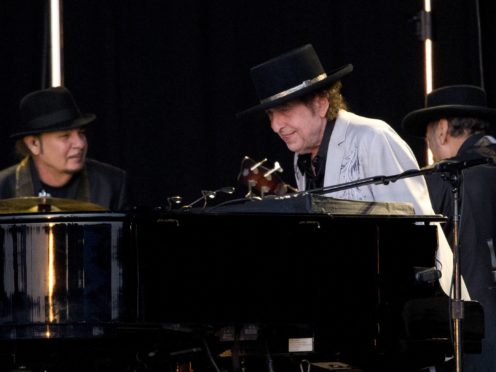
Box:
[361,125,433,215]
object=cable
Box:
[475,0,485,89]
[203,337,222,372]
[265,340,276,372]
[203,197,261,212]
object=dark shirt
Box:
[29,159,82,199]
[297,119,335,190]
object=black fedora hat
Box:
[402,85,496,137]
[238,44,353,117]
[11,86,96,139]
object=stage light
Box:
[49,0,63,87]
[422,0,434,165]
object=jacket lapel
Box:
[324,110,349,186]
[15,157,35,197]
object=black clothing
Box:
[426,133,496,372]
[0,157,128,211]
[296,119,335,190]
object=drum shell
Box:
[0,213,133,339]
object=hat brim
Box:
[237,64,353,118]
[402,105,496,137]
[10,113,96,139]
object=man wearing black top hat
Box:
[0,86,128,211]
[241,44,436,211]
[240,44,462,298]
[402,85,496,372]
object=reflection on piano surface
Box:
[0,198,483,371]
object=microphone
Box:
[432,156,493,172]
[428,144,496,173]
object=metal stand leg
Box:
[446,171,464,372]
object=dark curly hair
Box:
[299,81,347,120]
[447,117,490,137]
[15,138,32,159]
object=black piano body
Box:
[132,196,478,370]
[0,195,483,371]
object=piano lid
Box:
[205,193,416,215]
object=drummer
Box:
[0,86,128,211]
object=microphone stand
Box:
[297,156,492,372]
[300,167,433,196]
[302,156,490,197]
[444,169,464,372]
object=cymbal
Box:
[0,196,108,214]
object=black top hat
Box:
[402,85,496,137]
[11,86,96,139]
[238,44,353,117]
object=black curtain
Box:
[1,0,494,207]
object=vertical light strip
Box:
[424,0,433,95]
[424,0,434,164]
[424,39,433,95]
[47,223,55,337]
[49,0,63,87]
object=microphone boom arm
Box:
[302,155,493,197]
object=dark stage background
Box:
[1,0,495,208]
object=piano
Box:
[0,195,483,371]
[130,195,483,371]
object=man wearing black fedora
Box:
[402,85,496,372]
[240,44,462,298]
[0,86,128,211]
